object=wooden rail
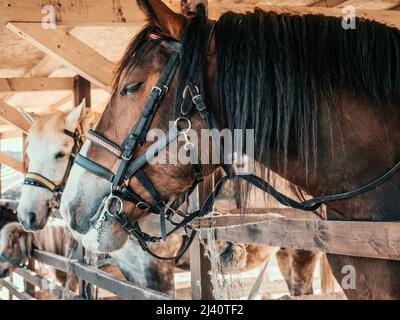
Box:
[0,279,35,300]
[193,212,400,261]
[32,250,172,300]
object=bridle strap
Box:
[24,129,84,194]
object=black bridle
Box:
[24,128,85,211]
[73,20,400,261]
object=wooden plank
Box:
[334,0,400,10]
[193,214,400,261]
[0,0,147,26]
[71,261,172,300]
[0,279,36,300]
[6,23,114,92]
[0,100,31,133]
[31,250,172,300]
[1,1,399,29]
[0,77,74,93]
[0,131,22,140]
[15,268,75,299]
[0,151,24,172]
[32,250,68,272]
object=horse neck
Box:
[268,93,400,221]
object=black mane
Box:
[117,9,400,175]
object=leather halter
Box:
[73,21,400,261]
[0,251,26,267]
[24,128,85,209]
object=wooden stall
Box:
[0,0,399,300]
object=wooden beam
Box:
[0,279,36,300]
[31,250,172,300]
[0,77,74,93]
[334,0,400,10]
[6,23,114,92]
[1,77,72,93]
[0,151,24,173]
[0,0,147,26]
[0,100,31,133]
[15,268,75,299]
[1,1,399,29]
[193,213,400,261]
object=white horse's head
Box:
[17,100,97,231]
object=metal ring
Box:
[174,117,192,134]
[136,201,151,212]
[105,195,123,216]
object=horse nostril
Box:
[28,212,36,226]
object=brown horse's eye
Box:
[120,82,144,96]
[55,152,66,160]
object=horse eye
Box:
[120,82,144,96]
[54,152,66,159]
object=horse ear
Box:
[137,0,185,40]
[65,98,86,132]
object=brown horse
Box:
[61,0,398,299]
[0,221,77,291]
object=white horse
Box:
[14,105,186,295]
[17,100,97,231]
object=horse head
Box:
[17,99,98,231]
[0,222,32,277]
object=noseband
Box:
[0,251,26,267]
[24,128,85,211]
[73,19,400,261]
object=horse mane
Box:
[182,10,400,177]
[116,9,400,177]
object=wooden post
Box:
[73,75,93,299]
[24,260,36,298]
[190,175,214,300]
[74,75,91,108]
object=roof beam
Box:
[5,23,114,92]
[0,77,74,93]
[0,151,24,173]
[206,4,400,29]
[335,1,400,10]
[0,100,32,133]
[0,0,147,26]
[0,131,23,140]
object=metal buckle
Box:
[136,201,151,212]
[121,153,133,161]
[152,86,163,97]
